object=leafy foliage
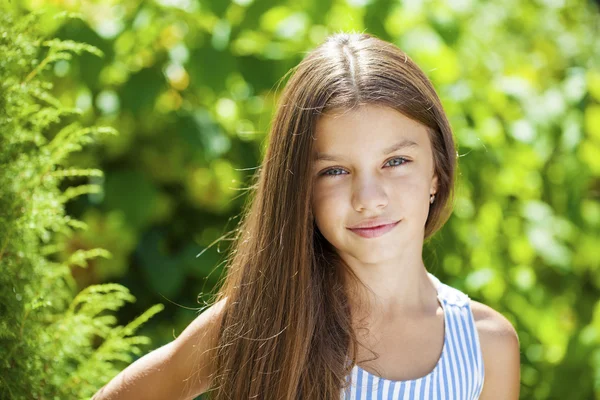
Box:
[2,0,600,398]
[0,8,162,399]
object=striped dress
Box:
[341,272,485,399]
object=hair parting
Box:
[201,31,457,399]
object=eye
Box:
[321,167,347,177]
[385,156,410,168]
[319,157,410,178]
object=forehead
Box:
[313,105,430,153]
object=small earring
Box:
[430,194,435,204]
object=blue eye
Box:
[386,157,409,168]
[322,168,347,177]
[320,157,410,178]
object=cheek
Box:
[311,183,345,228]
[391,173,428,194]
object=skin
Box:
[91,299,226,399]
[311,104,520,398]
[93,103,519,399]
[312,104,440,318]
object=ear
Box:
[430,173,439,196]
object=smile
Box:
[347,220,400,238]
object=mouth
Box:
[347,220,400,239]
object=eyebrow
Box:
[313,138,419,162]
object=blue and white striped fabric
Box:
[341,272,485,399]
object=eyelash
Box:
[320,157,410,178]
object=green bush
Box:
[2,0,600,398]
[0,8,163,399]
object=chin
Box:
[339,245,398,265]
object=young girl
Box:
[93,32,520,400]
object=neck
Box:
[342,256,439,325]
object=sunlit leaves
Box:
[0,8,162,399]
[185,159,242,213]
[16,0,600,397]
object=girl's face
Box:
[311,104,438,265]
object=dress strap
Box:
[427,271,469,307]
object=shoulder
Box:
[470,299,521,399]
[91,298,228,400]
[180,297,228,339]
[470,299,519,344]
[168,297,228,396]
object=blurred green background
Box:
[7,0,600,398]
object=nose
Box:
[351,175,388,212]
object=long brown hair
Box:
[205,32,457,399]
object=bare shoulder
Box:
[176,297,228,344]
[470,299,521,399]
[92,298,228,400]
[169,297,228,397]
[470,300,519,342]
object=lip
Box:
[347,220,400,239]
[348,218,399,229]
